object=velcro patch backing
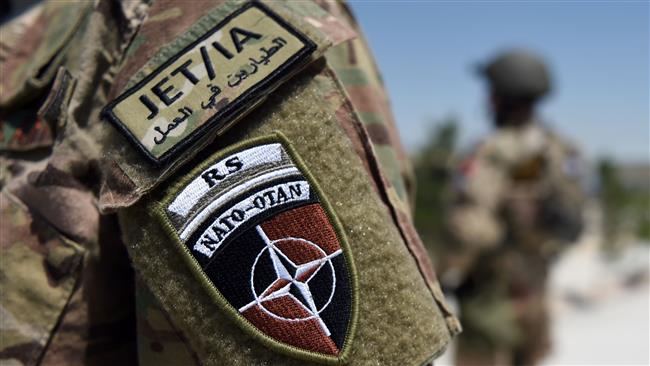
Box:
[102,2,315,165]
[154,134,357,364]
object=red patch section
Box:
[261,294,311,319]
[242,295,339,355]
[261,204,340,256]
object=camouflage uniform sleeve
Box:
[1,1,146,365]
[0,1,459,365]
[92,1,459,365]
[2,0,460,364]
[322,0,460,343]
[134,275,200,365]
[0,192,82,365]
[316,1,417,211]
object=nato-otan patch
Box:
[154,134,357,364]
[102,2,315,165]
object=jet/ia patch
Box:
[102,2,315,165]
[155,133,357,364]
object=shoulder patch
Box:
[154,133,357,364]
[102,2,316,165]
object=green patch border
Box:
[151,132,359,365]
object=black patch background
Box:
[176,166,352,351]
[317,254,350,349]
[203,213,351,350]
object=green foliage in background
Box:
[598,159,650,251]
[412,119,459,267]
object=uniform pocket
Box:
[0,1,91,108]
[0,67,77,152]
[0,192,83,366]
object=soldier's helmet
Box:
[478,49,552,100]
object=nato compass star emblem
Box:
[240,226,344,341]
[160,138,357,363]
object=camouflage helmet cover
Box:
[478,49,552,100]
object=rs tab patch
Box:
[155,134,357,364]
[102,2,315,165]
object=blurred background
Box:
[350,1,649,365]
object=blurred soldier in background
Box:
[447,49,585,366]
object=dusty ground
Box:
[542,239,649,366]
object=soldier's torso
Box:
[455,122,583,249]
[0,1,458,365]
[451,122,583,361]
[451,121,585,302]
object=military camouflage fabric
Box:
[1,0,458,365]
[134,275,199,365]
[1,1,142,365]
[0,193,81,365]
[317,1,415,207]
[447,121,584,365]
[319,1,458,334]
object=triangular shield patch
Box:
[155,133,357,363]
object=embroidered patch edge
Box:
[102,1,317,166]
[151,132,358,364]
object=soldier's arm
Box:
[1,2,459,364]
[98,1,459,365]
[540,137,586,243]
